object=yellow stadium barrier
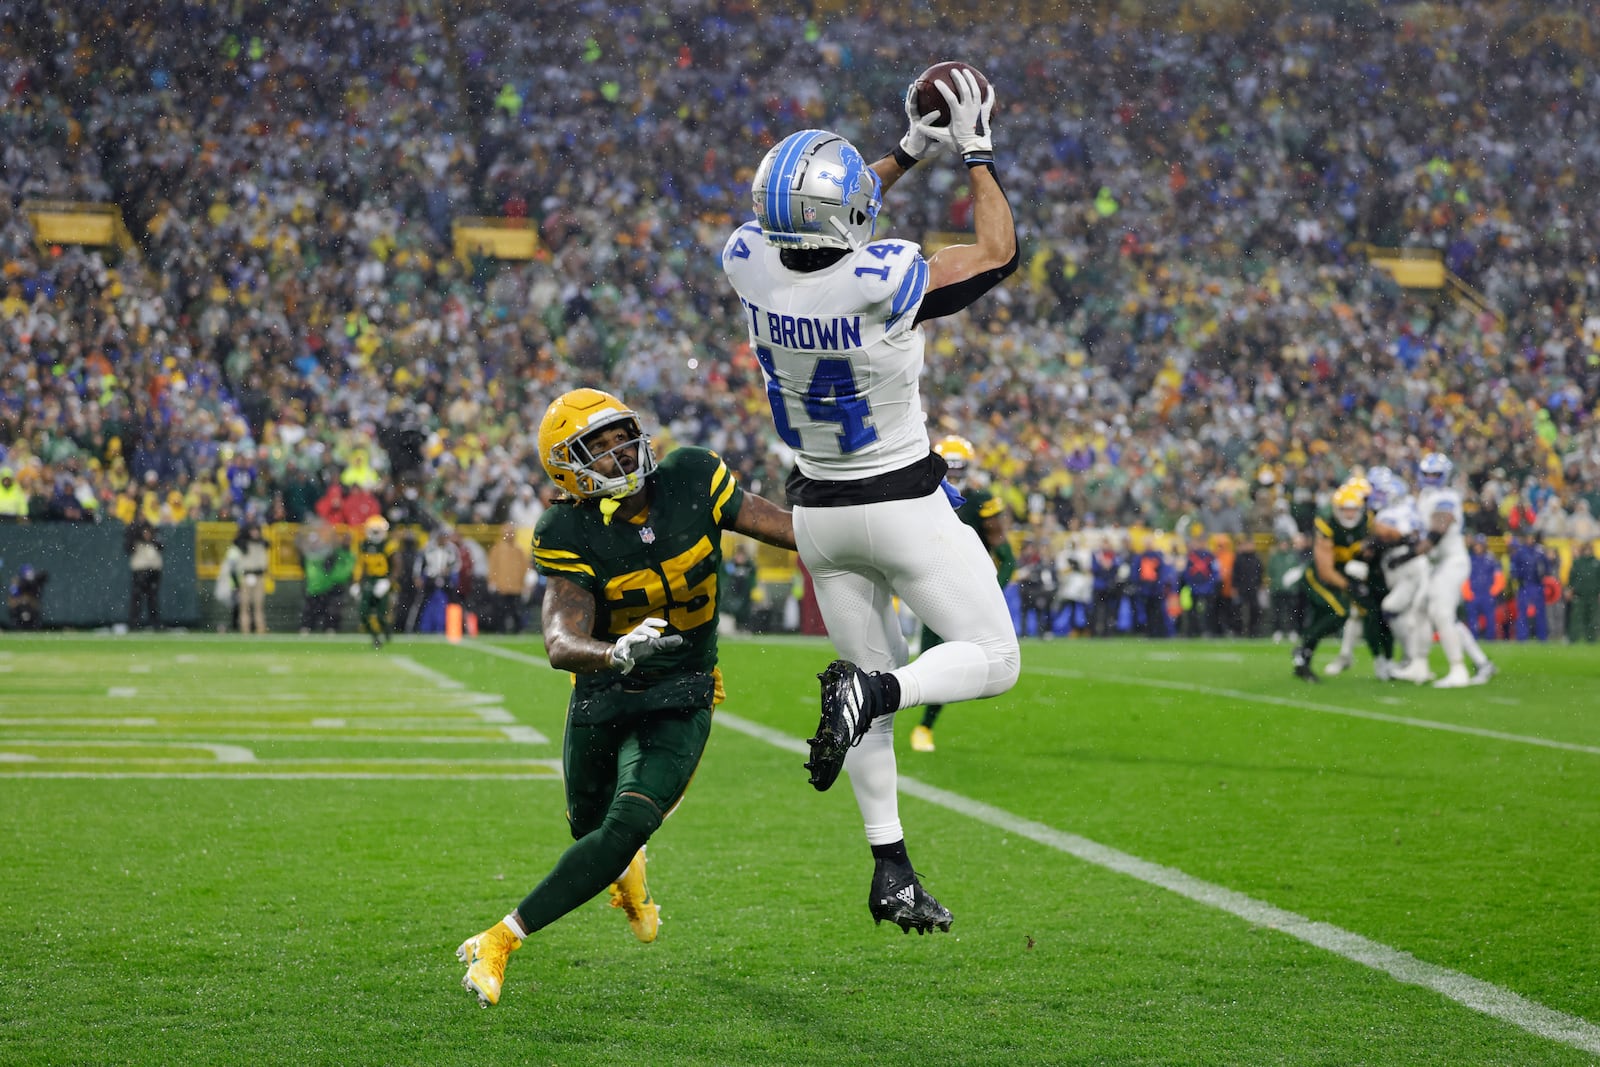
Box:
[452,217,542,265]
[22,200,135,252]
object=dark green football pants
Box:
[515,703,712,935]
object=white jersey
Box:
[1416,486,1466,562]
[721,221,931,481]
[1376,497,1422,541]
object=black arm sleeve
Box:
[912,167,1019,324]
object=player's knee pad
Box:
[602,792,663,855]
[982,632,1022,697]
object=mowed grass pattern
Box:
[0,635,1596,1065]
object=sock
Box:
[870,839,911,867]
[872,671,902,714]
[503,911,529,939]
[922,704,943,729]
[1456,622,1489,667]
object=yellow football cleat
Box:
[456,920,522,1007]
[910,724,936,752]
[608,846,660,943]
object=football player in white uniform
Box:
[721,68,1020,933]
[1398,453,1495,687]
[1366,468,1429,680]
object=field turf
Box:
[1,634,1597,1065]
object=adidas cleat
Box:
[869,860,953,935]
[456,920,522,1007]
[806,660,879,792]
[607,846,660,943]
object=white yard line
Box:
[714,711,1600,1057]
[1030,666,1600,757]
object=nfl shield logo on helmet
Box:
[639,527,656,544]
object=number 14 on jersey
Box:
[753,346,879,455]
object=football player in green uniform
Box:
[909,435,1015,753]
[351,515,395,650]
[458,388,796,1008]
[1293,482,1370,682]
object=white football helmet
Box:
[751,130,882,251]
[1418,452,1453,488]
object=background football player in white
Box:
[1400,453,1496,687]
[721,68,1020,933]
[1366,468,1429,680]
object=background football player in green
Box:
[910,435,1015,753]
[458,388,796,1008]
[351,515,395,650]
[1293,482,1370,682]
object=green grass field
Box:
[1,633,1597,1065]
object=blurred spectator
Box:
[124,519,164,630]
[1233,539,1265,639]
[392,529,424,634]
[0,469,27,522]
[1567,543,1600,644]
[1510,534,1550,641]
[230,522,271,634]
[1089,538,1125,637]
[485,523,530,635]
[1465,536,1503,640]
[6,565,49,629]
[298,523,354,634]
[1268,535,1306,643]
[721,543,756,634]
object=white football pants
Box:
[1426,552,1471,668]
[796,488,1021,845]
[1382,555,1432,665]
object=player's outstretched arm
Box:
[917,68,1017,313]
[729,492,797,551]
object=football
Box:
[912,61,992,127]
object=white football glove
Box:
[608,617,684,675]
[899,82,951,162]
[935,68,995,160]
[348,583,361,599]
[373,578,391,598]
[1343,560,1370,582]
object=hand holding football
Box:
[912,62,992,127]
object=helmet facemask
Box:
[549,412,658,500]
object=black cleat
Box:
[869,859,953,935]
[1292,650,1321,683]
[806,660,880,792]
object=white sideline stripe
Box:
[0,772,560,781]
[389,655,464,689]
[463,643,549,667]
[0,740,256,763]
[1031,666,1600,757]
[713,711,1600,1057]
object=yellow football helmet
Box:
[538,388,658,500]
[1331,483,1366,529]
[932,435,977,475]
[364,515,390,539]
[1341,474,1371,502]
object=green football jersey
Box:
[1313,506,1368,569]
[532,447,744,693]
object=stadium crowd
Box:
[2,0,1599,577]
